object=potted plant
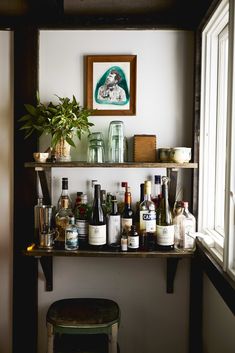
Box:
[18,93,94,161]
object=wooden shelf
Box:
[24,161,198,169]
[23,246,194,293]
[23,247,194,258]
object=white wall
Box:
[202,275,235,353]
[38,30,194,353]
[0,30,13,353]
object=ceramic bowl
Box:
[169,147,191,163]
[33,152,49,163]
[158,148,171,162]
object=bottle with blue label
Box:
[65,216,79,250]
[139,180,156,250]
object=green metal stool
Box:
[46,298,120,353]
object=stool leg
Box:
[108,322,118,353]
[47,322,54,353]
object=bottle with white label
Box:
[128,225,139,252]
[121,186,134,233]
[182,201,196,249]
[156,176,174,250]
[88,184,106,250]
[107,195,121,248]
[139,180,156,251]
[65,216,79,250]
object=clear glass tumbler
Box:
[108,121,125,163]
[87,139,105,163]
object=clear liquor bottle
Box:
[156,176,174,250]
[65,216,79,250]
[57,177,72,211]
[182,201,196,250]
[172,201,185,249]
[139,180,156,251]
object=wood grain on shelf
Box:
[24,161,198,168]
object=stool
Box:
[46,298,120,353]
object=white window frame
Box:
[224,0,235,279]
[198,0,229,266]
[199,0,235,280]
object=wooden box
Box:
[133,134,157,162]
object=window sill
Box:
[195,238,235,315]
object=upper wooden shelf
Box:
[24,161,198,169]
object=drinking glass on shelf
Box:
[87,139,105,163]
[107,121,125,163]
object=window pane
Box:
[215,25,228,235]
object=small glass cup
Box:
[87,140,105,163]
[108,121,125,163]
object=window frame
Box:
[199,0,235,281]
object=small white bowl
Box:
[170,147,191,163]
[33,152,49,163]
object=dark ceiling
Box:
[0,0,216,29]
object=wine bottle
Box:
[121,186,134,233]
[156,176,174,250]
[107,195,121,249]
[134,183,144,233]
[74,193,91,249]
[88,184,106,250]
[152,175,162,209]
[139,180,156,251]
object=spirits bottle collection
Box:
[35,175,196,252]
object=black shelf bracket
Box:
[166,258,180,293]
[39,257,53,291]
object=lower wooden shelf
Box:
[23,247,194,293]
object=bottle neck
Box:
[93,184,101,206]
[61,189,69,197]
[140,183,144,203]
[111,201,118,215]
[144,181,152,201]
[124,192,132,207]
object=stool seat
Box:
[46,298,120,353]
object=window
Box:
[199,0,235,280]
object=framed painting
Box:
[85,55,137,115]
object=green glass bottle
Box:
[156,176,174,250]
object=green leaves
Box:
[18,93,94,148]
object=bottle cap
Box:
[81,194,88,204]
[62,177,68,189]
[154,175,161,184]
